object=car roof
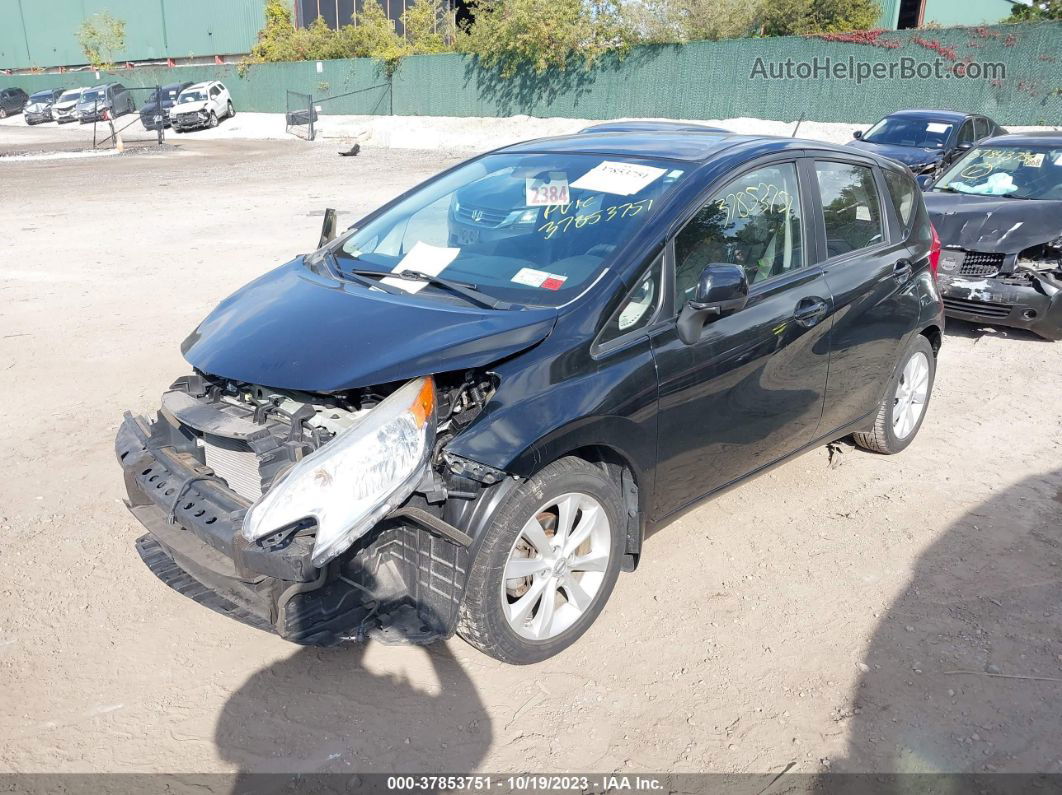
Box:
[183,82,211,91]
[579,120,730,134]
[885,109,972,122]
[980,131,1062,147]
[500,130,902,167]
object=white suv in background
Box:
[170,81,235,132]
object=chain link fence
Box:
[285,90,317,141]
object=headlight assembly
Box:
[241,376,436,567]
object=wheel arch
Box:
[920,323,943,356]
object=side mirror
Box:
[318,208,337,249]
[677,263,749,345]
[852,130,863,140]
[956,141,973,151]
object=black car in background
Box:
[23,88,65,124]
[117,131,944,663]
[924,132,1062,340]
[139,81,193,130]
[849,109,1006,179]
[0,87,28,118]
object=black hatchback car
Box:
[117,132,944,663]
[0,87,28,118]
[849,109,1006,179]
[139,81,193,130]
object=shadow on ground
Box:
[215,635,491,792]
[836,468,1062,773]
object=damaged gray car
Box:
[924,132,1062,341]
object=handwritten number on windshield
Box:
[539,199,653,240]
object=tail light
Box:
[928,222,941,280]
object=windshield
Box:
[29,91,55,102]
[178,90,206,103]
[863,117,954,148]
[334,153,687,308]
[934,145,1062,200]
[80,89,104,103]
[58,90,82,103]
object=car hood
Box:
[848,140,942,167]
[172,101,208,114]
[181,258,559,392]
[923,192,1062,253]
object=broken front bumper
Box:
[939,275,1062,341]
[116,413,469,645]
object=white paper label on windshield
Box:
[512,267,567,291]
[381,241,459,294]
[525,173,570,206]
[1025,152,1045,168]
[571,161,667,196]
[926,122,951,134]
[1055,154,1062,166]
[856,205,871,221]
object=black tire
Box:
[208,111,218,128]
[0,108,7,119]
[457,456,626,664]
[227,101,235,118]
[853,334,936,455]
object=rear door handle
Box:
[893,259,913,280]
[794,297,829,327]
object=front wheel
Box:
[458,457,625,664]
[208,111,218,128]
[853,334,936,454]
[0,108,7,119]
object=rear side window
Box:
[883,168,917,235]
[815,162,884,257]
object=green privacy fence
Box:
[2,22,1059,125]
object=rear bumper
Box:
[940,275,1062,340]
[117,412,468,645]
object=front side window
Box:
[815,162,884,257]
[674,162,804,306]
[597,255,663,347]
[934,145,1062,200]
[957,120,977,147]
[334,153,687,308]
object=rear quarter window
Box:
[883,168,917,236]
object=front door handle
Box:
[794,296,829,327]
[893,259,913,280]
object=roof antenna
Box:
[791,113,804,138]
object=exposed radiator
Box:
[201,434,263,502]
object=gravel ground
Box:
[1,138,1060,778]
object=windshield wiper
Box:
[347,267,517,310]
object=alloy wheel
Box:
[893,351,930,440]
[501,492,612,641]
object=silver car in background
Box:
[53,88,86,124]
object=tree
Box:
[759,0,879,36]
[404,0,456,53]
[76,12,126,71]
[623,0,764,43]
[458,0,633,77]
[1007,0,1062,21]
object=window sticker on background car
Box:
[571,161,667,196]
[525,173,570,207]
[511,267,568,290]
[381,241,459,293]
[926,122,950,134]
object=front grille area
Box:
[455,204,509,228]
[959,251,1005,278]
[177,112,200,125]
[943,296,1012,318]
[201,434,263,501]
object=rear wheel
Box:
[0,108,7,119]
[458,457,625,664]
[227,101,235,119]
[853,334,936,454]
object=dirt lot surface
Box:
[1,138,1060,779]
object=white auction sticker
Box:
[526,173,570,206]
[381,241,459,294]
[571,160,667,196]
[512,267,568,290]
[926,122,951,134]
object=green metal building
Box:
[0,0,288,71]
[875,0,1024,29]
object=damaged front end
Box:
[117,370,501,645]
[937,240,1062,341]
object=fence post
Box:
[309,93,315,141]
[156,84,164,146]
